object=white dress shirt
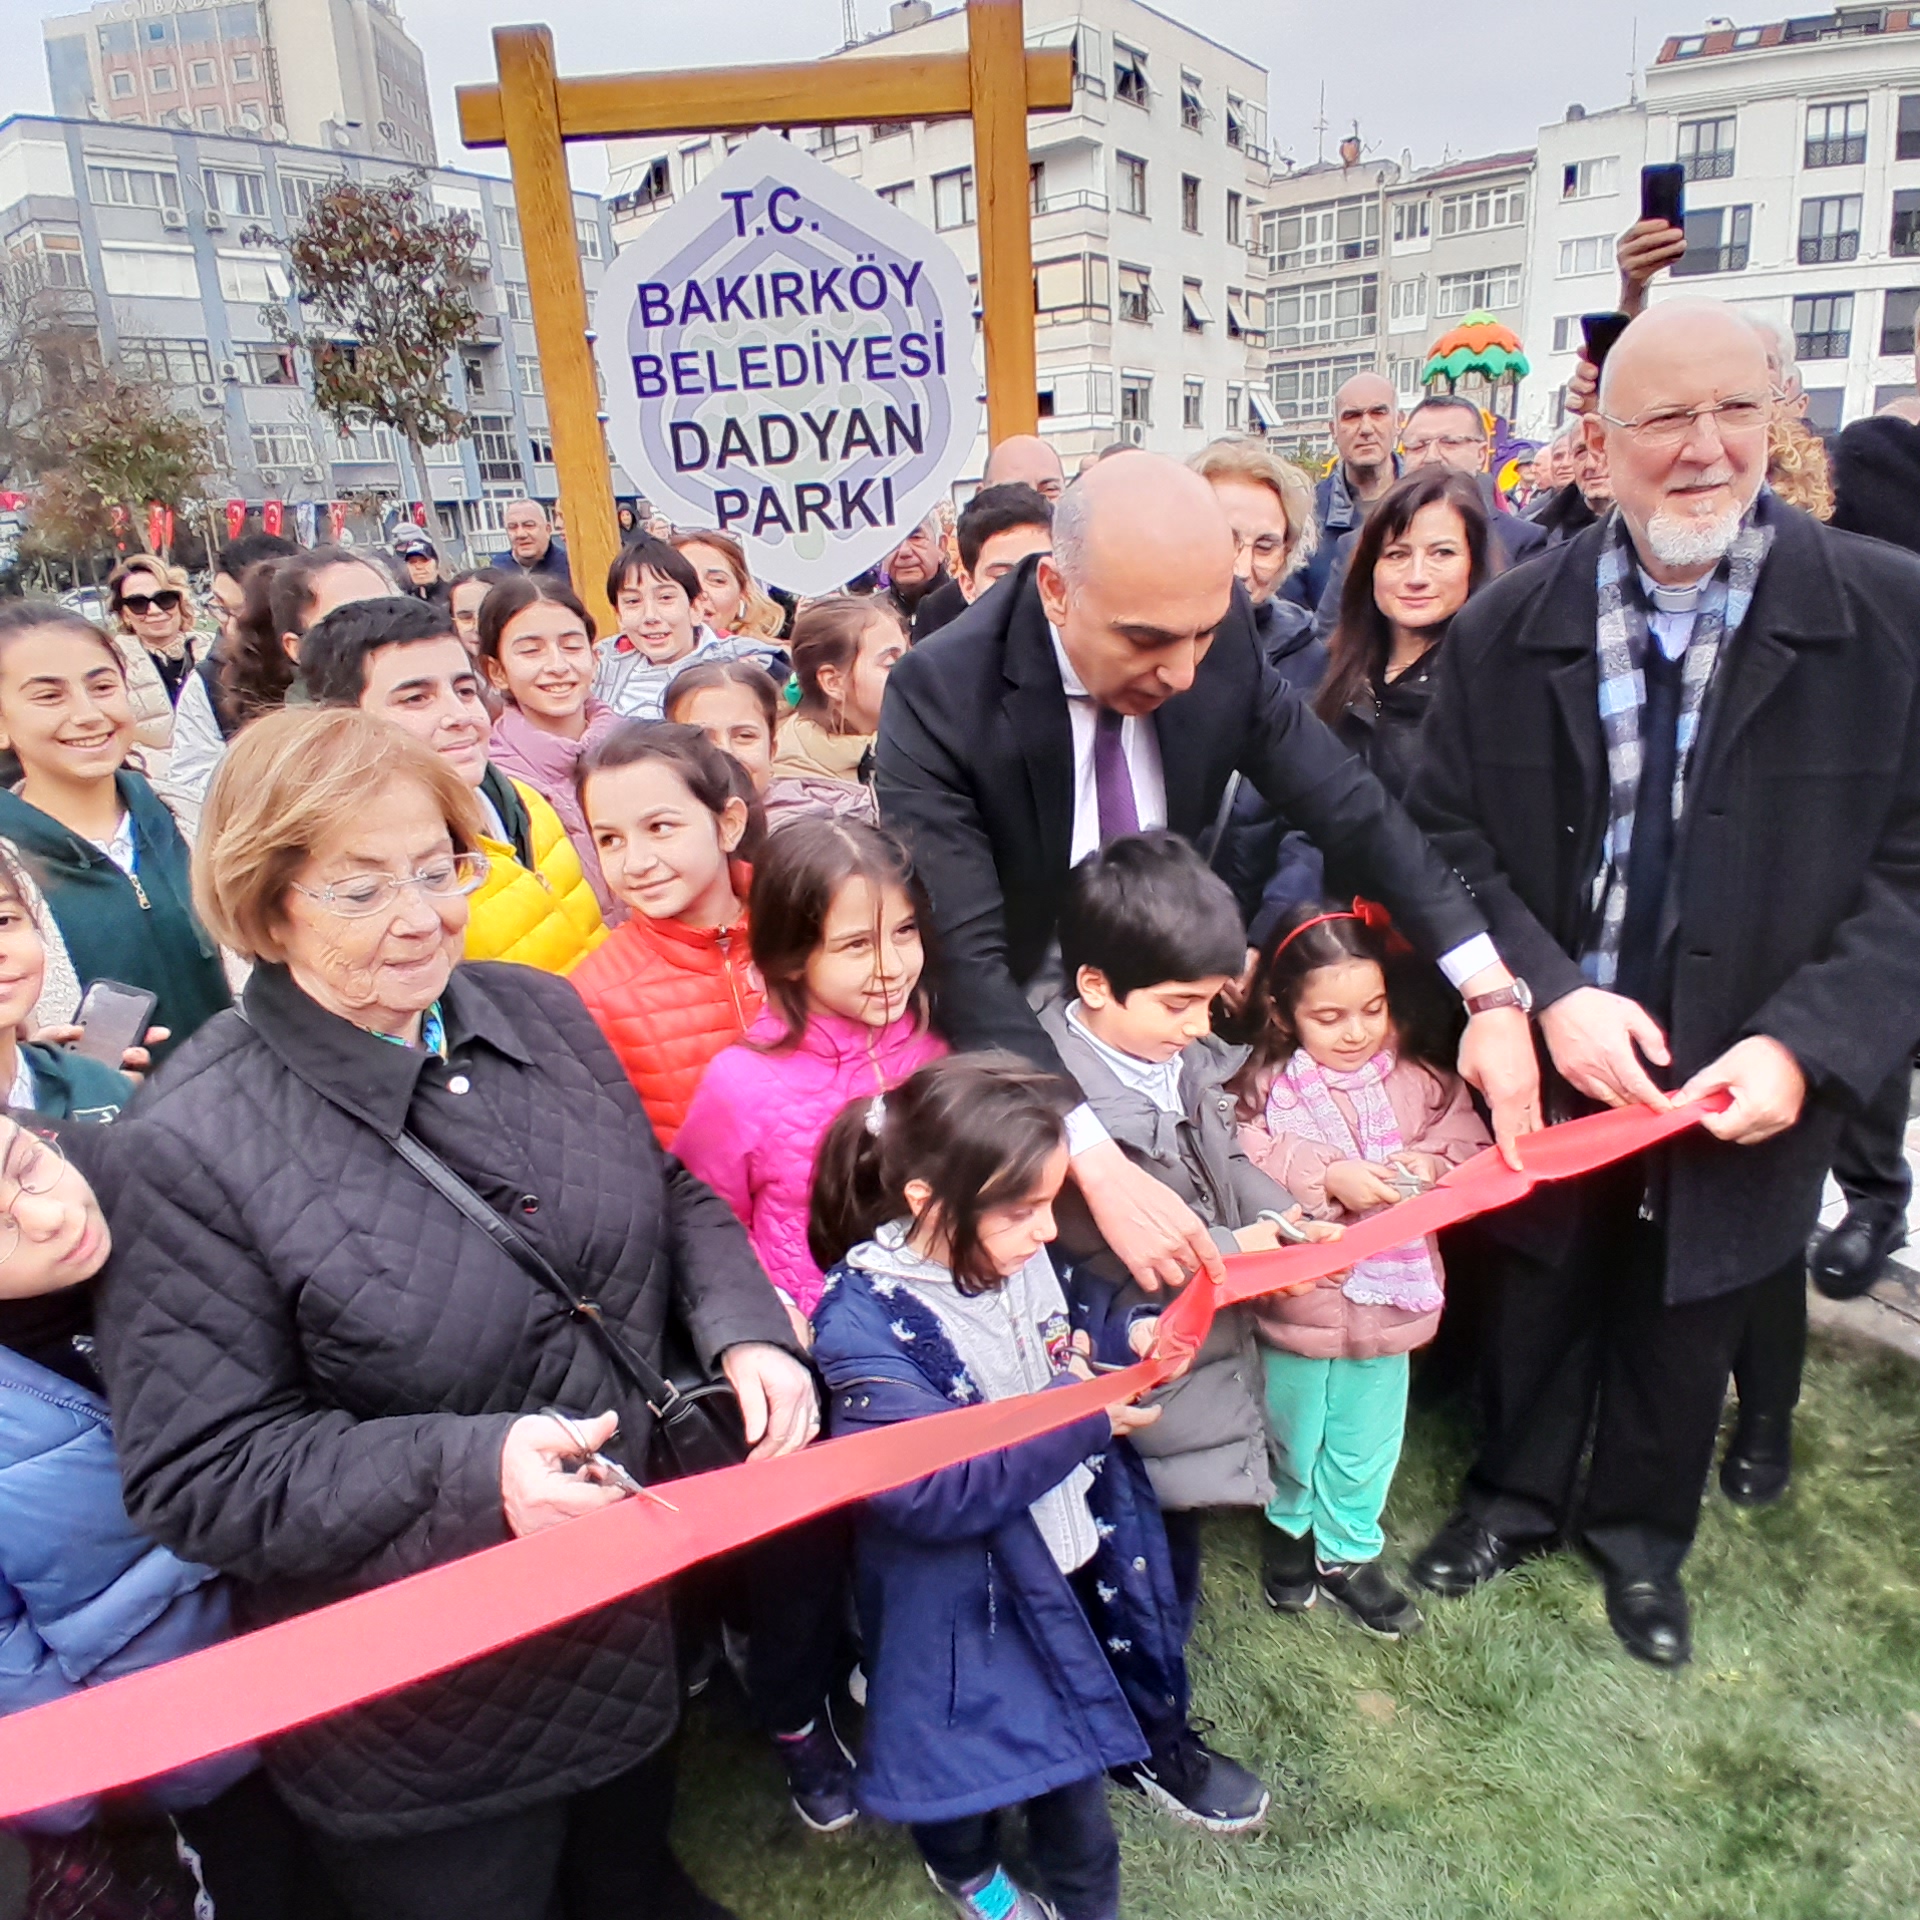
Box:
[1065,1002,1185,1116]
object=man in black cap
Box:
[394,531,450,612]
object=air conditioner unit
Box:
[299,464,321,481]
[197,384,222,407]
[204,207,226,230]
[218,360,240,382]
[257,467,282,485]
[1121,422,1145,446]
[160,207,188,230]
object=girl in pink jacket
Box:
[1234,903,1490,1639]
[675,816,947,1339]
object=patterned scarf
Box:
[1588,503,1772,986]
[1264,1048,1443,1313]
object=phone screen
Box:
[1580,312,1632,372]
[1640,163,1686,230]
[71,980,158,1067]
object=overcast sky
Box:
[0,0,1726,188]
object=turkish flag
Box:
[146,503,165,553]
[411,500,427,528]
[263,500,284,537]
[226,499,246,540]
[327,502,347,542]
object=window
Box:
[871,120,909,141]
[1226,191,1242,246]
[1673,204,1752,276]
[1181,278,1210,332]
[217,251,287,302]
[1226,384,1243,430]
[1882,287,1920,356]
[1180,173,1200,232]
[1557,232,1612,277]
[1436,265,1521,316]
[231,52,255,80]
[189,59,215,85]
[1388,275,1427,326]
[1562,156,1619,200]
[1117,262,1153,323]
[1392,200,1430,245]
[932,168,975,230]
[1119,376,1150,424]
[1392,356,1424,404]
[1113,42,1148,109]
[198,107,222,131]
[10,230,89,290]
[331,418,396,464]
[496,206,522,249]
[1226,287,1261,344]
[1678,115,1736,181]
[1225,93,1260,158]
[876,182,915,212]
[249,423,317,469]
[1269,273,1378,347]
[238,102,262,129]
[109,69,135,97]
[526,425,555,468]
[517,353,543,395]
[86,162,181,210]
[621,156,671,212]
[1267,352,1374,426]
[1180,73,1203,131]
[1183,379,1204,429]
[1551,314,1588,354]
[1439,183,1525,235]
[148,65,175,91]
[680,144,712,193]
[576,217,601,261]
[145,22,164,39]
[203,168,267,217]
[1799,194,1862,264]
[1894,191,1920,258]
[1794,293,1853,361]
[1118,154,1147,217]
[1805,100,1867,168]
[503,281,533,321]
[473,414,523,483]
[1901,95,1920,162]
[1033,252,1109,322]
[99,244,197,298]
[236,342,297,384]
[280,174,339,222]
[118,336,213,385]
[1269,196,1380,271]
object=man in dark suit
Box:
[1404,300,1920,1666]
[876,452,1542,1293]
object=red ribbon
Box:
[0,1100,1717,1821]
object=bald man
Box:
[1298,372,1400,610]
[878,451,1537,1273]
[984,431,1067,502]
[1405,298,1920,1667]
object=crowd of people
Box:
[4,251,1920,1920]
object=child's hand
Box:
[1066,1330,1095,1381]
[1324,1160,1408,1213]
[1108,1397,1163,1438]
[1127,1315,1161,1357]
[1390,1151,1448,1190]
[780,1297,815,1352]
[1233,1219,1281,1253]
[1298,1218,1344,1243]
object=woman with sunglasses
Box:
[107,554,208,769]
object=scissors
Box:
[540,1405,647,1497]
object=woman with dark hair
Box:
[765,595,905,826]
[665,658,783,797]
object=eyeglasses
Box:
[1231,532,1290,562]
[292,852,490,919]
[118,590,183,616]
[1597,397,1770,446]
[0,1130,67,1266]
[1401,434,1486,456]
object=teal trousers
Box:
[1261,1348,1409,1566]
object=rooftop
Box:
[1656,6,1920,63]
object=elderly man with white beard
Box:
[1400,298,1920,1667]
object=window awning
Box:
[1182,284,1213,328]
[1247,388,1280,430]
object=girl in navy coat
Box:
[810,1054,1178,1920]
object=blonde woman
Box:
[671,527,786,641]
[107,553,205,767]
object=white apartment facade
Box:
[1520,7,1920,433]
[605,0,1273,475]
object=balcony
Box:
[1682,150,1735,182]
[1797,231,1860,264]
[1673,243,1749,276]
[1804,135,1866,168]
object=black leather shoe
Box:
[1811,1209,1906,1300]
[1719,1410,1792,1508]
[1409,1511,1541,1598]
[1604,1573,1691,1669]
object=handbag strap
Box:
[389,1129,686,1417]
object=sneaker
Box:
[774,1707,858,1833]
[926,1864,1059,1919]
[1316,1560,1424,1638]
[1115,1722,1270,1833]
[1260,1525,1317,1613]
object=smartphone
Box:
[1640,162,1686,230]
[1580,312,1632,372]
[70,979,157,1067]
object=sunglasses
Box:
[118,590,183,616]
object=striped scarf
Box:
[1588,504,1771,986]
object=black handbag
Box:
[391,1131,750,1480]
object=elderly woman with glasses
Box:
[106,553,206,767]
[90,705,811,1920]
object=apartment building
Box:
[1520,7,1920,432]
[605,0,1274,471]
[1261,147,1535,460]
[0,113,616,559]
[43,0,436,166]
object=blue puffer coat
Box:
[0,1343,253,1832]
[813,1259,1187,1825]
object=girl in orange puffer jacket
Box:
[569,721,763,1146]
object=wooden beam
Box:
[968,0,1039,443]
[458,46,1071,148]
[492,24,618,634]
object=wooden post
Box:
[493,24,618,631]
[966,0,1038,444]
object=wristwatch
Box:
[1464,978,1534,1017]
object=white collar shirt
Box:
[1048,624,1167,864]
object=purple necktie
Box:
[1093,706,1139,844]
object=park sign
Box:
[595,130,982,596]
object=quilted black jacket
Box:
[91,960,797,1839]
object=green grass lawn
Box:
[673,1331,1920,1920]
